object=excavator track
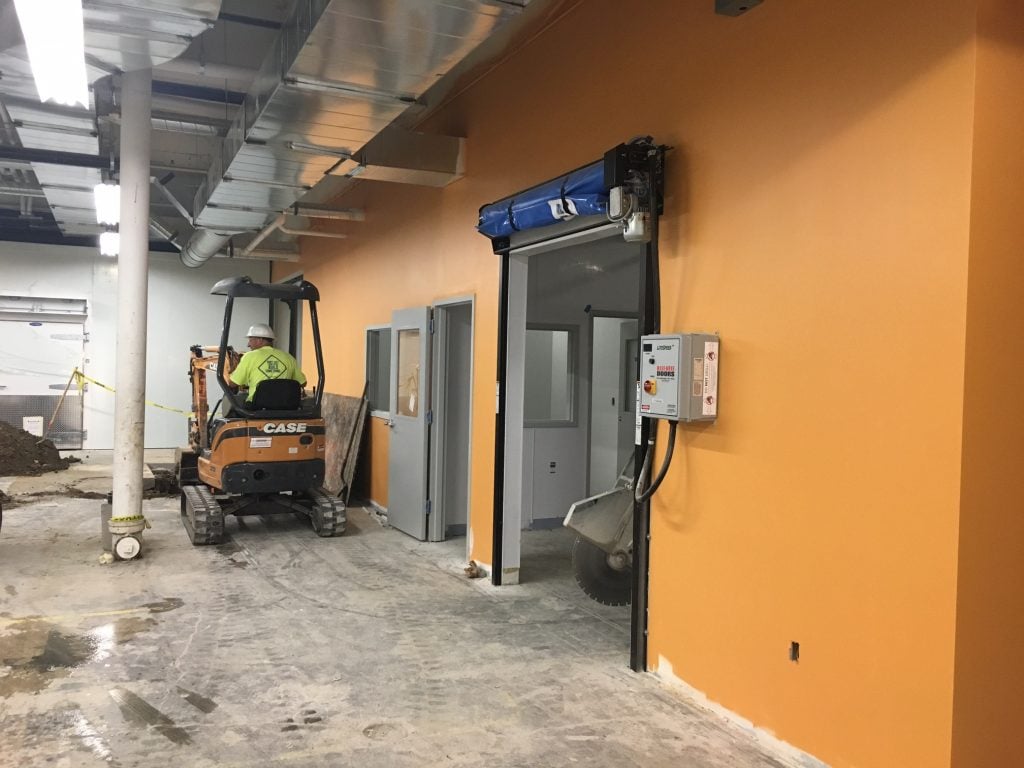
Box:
[304,488,346,538]
[180,485,225,546]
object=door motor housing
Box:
[639,333,720,422]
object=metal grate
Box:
[0,394,83,449]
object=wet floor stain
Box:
[0,624,97,697]
[109,687,192,745]
[176,686,217,714]
[1,616,158,698]
[110,616,157,644]
[142,597,184,614]
[66,708,120,766]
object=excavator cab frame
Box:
[211,276,326,420]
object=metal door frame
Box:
[491,144,666,672]
[429,296,475,546]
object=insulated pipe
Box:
[180,228,232,268]
[111,68,152,525]
[183,212,348,267]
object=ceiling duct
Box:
[326,126,465,187]
[181,0,527,266]
[0,0,222,236]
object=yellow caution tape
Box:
[72,370,194,418]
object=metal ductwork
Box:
[179,227,232,267]
[180,0,527,267]
[0,1,222,237]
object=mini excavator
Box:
[177,276,344,545]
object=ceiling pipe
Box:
[151,177,193,223]
[149,218,182,250]
[278,223,347,240]
[179,203,360,265]
[240,214,285,257]
[180,228,233,268]
[292,204,365,221]
[0,184,46,198]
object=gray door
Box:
[387,306,432,540]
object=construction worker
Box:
[229,323,306,401]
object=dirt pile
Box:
[0,421,71,476]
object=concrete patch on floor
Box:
[2,463,155,500]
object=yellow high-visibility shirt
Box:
[229,346,306,400]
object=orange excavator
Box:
[177,276,344,545]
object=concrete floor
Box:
[1,491,796,768]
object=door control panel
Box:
[639,333,719,422]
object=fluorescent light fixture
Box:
[93,183,120,225]
[286,141,353,160]
[13,0,90,107]
[282,77,414,105]
[99,231,119,256]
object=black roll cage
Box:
[209,276,326,419]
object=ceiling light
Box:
[99,231,119,257]
[286,141,353,160]
[282,77,414,105]
[93,183,120,225]
[13,0,90,107]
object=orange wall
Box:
[366,416,389,507]
[288,2,982,765]
[951,1,1024,765]
[299,179,500,556]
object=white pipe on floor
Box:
[111,68,153,525]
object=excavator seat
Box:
[251,379,302,411]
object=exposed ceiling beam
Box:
[0,145,112,170]
[217,11,282,29]
[0,229,179,251]
[152,80,245,106]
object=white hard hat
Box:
[246,323,275,339]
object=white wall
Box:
[0,242,270,448]
[520,236,642,524]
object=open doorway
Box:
[502,231,643,600]
[430,299,474,542]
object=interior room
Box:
[1,2,1022,767]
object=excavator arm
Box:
[187,345,240,452]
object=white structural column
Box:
[112,68,153,522]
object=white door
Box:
[589,316,638,493]
[0,320,85,447]
[387,306,432,540]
